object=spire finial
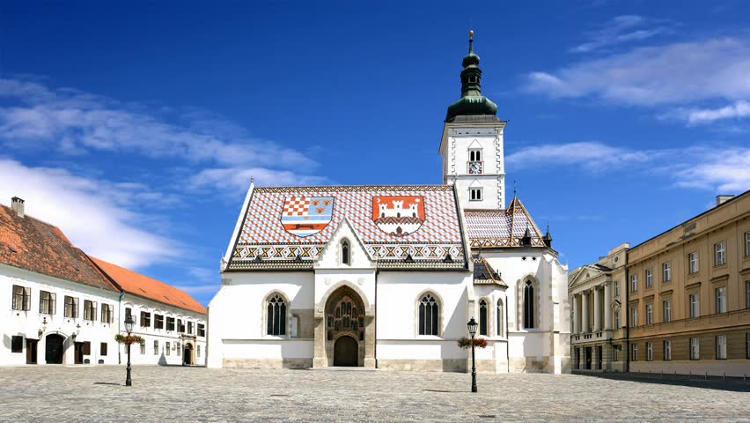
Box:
[513,180,517,198]
[468,29,474,53]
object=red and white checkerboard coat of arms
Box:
[281,196,334,237]
[372,196,425,236]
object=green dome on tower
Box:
[445,30,499,122]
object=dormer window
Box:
[341,239,351,265]
[469,187,483,201]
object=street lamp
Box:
[124,315,134,387]
[467,317,478,393]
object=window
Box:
[645,269,653,288]
[266,294,287,336]
[82,342,91,355]
[84,300,97,321]
[496,299,504,337]
[418,293,439,336]
[630,306,638,327]
[631,344,638,361]
[166,317,175,331]
[166,342,170,356]
[39,291,56,315]
[663,340,672,361]
[715,287,727,314]
[630,274,638,292]
[646,342,653,361]
[645,304,653,325]
[479,299,488,336]
[178,319,185,333]
[716,335,727,360]
[177,342,182,357]
[746,281,750,309]
[154,314,164,329]
[153,340,158,355]
[469,187,482,201]
[64,296,78,318]
[662,300,671,323]
[197,323,205,337]
[125,307,132,321]
[689,294,699,318]
[747,333,750,359]
[523,281,535,329]
[690,337,700,360]
[101,304,113,323]
[613,347,619,362]
[714,240,726,266]
[688,252,699,274]
[11,336,23,353]
[614,309,620,328]
[662,262,671,282]
[197,345,201,357]
[140,342,146,355]
[469,149,482,162]
[11,285,30,311]
[141,311,151,327]
[745,232,750,257]
[188,321,193,334]
[614,281,619,297]
[100,342,108,356]
[341,239,350,265]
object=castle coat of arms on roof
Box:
[281,195,334,237]
[372,196,425,237]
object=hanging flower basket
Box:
[457,337,488,349]
[115,334,145,345]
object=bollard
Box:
[705,371,708,380]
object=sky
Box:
[1,1,749,305]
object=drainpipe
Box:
[117,291,124,365]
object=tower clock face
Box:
[469,162,482,174]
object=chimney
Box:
[716,195,734,206]
[11,197,25,218]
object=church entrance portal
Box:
[45,334,64,364]
[333,336,358,366]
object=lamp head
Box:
[467,317,478,337]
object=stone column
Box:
[572,294,579,334]
[593,287,601,332]
[581,290,589,333]
[604,283,612,330]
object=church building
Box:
[207,32,570,373]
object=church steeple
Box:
[445,30,499,122]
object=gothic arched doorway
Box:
[325,286,365,367]
[334,336,358,366]
[45,334,64,364]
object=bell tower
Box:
[439,30,506,210]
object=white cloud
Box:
[571,15,670,53]
[679,101,750,124]
[0,158,178,268]
[190,167,329,193]
[507,142,750,193]
[526,38,750,106]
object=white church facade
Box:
[207,32,571,373]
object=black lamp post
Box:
[124,315,134,387]
[467,317,478,393]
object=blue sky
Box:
[1,1,749,305]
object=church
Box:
[207,32,570,373]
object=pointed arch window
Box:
[418,294,439,336]
[341,239,350,265]
[524,281,535,329]
[497,299,504,337]
[266,294,286,336]
[479,299,488,335]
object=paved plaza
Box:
[1,366,749,422]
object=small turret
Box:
[521,226,532,247]
[543,225,552,248]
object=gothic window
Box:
[479,299,488,336]
[496,299,504,337]
[523,280,535,329]
[266,294,287,336]
[418,293,439,336]
[341,239,350,265]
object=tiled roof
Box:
[228,185,466,270]
[0,205,118,292]
[472,256,506,287]
[464,197,547,248]
[91,257,206,315]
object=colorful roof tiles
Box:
[464,197,547,249]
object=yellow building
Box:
[627,192,750,376]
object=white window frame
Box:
[645,269,653,288]
[716,335,727,360]
[688,252,699,274]
[715,286,727,314]
[746,281,750,310]
[714,240,726,266]
[469,148,482,162]
[690,337,700,360]
[614,281,619,297]
[646,342,653,361]
[630,274,638,292]
[663,340,672,361]
[630,306,638,327]
[662,262,671,282]
[469,187,483,201]
[662,300,671,323]
[631,344,638,361]
[689,294,699,318]
[645,303,653,325]
[745,232,750,257]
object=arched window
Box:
[497,299,504,337]
[479,299,488,335]
[266,294,286,336]
[341,240,350,265]
[524,281,535,329]
[418,294,439,336]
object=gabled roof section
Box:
[0,204,118,292]
[227,185,466,271]
[91,257,206,314]
[464,196,547,249]
[472,255,506,287]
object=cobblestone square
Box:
[1,366,749,422]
